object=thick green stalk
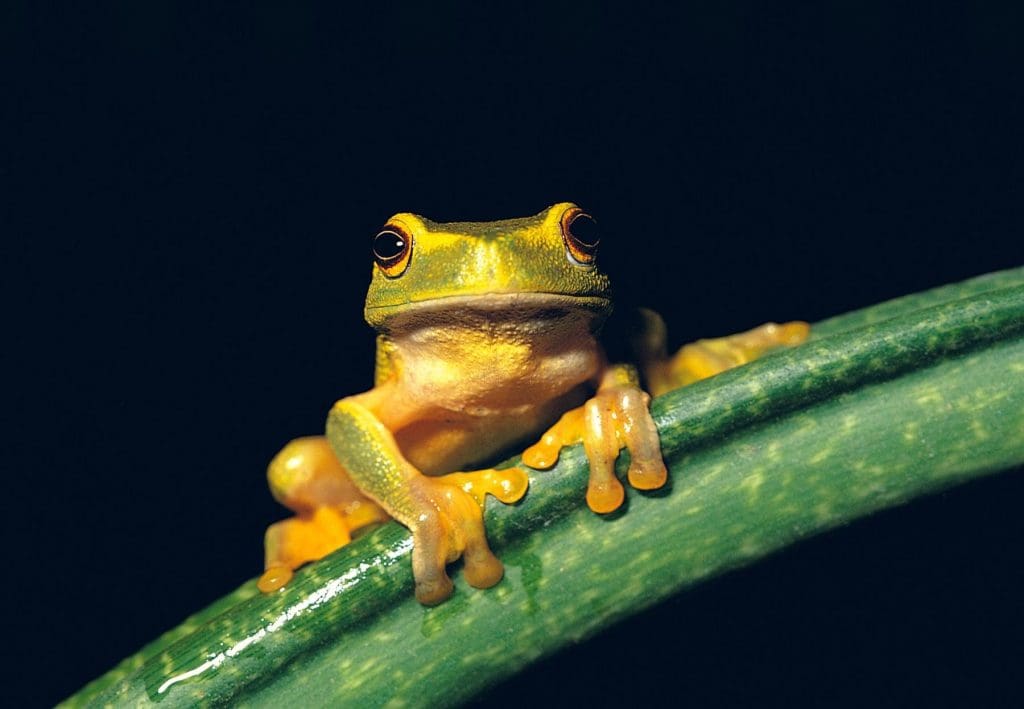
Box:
[65,268,1024,707]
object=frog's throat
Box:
[364,292,613,329]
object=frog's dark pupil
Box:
[373,230,406,262]
[569,214,599,248]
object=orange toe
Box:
[257,565,293,593]
[586,477,625,514]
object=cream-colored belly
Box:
[381,313,604,473]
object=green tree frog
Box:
[258,203,808,605]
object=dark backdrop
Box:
[7,2,1023,706]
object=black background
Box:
[7,2,1024,706]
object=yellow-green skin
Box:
[365,203,611,324]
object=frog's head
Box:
[364,203,612,330]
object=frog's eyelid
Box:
[564,249,597,269]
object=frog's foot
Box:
[259,506,353,593]
[666,320,810,388]
[523,383,666,514]
[406,469,525,605]
[582,384,667,512]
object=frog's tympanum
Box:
[258,203,808,604]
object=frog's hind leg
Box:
[258,436,388,593]
[635,309,810,396]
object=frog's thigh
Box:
[259,436,387,593]
[660,321,810,393]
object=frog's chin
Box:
[364,292,612,330]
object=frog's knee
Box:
[267,436,353,513]
[269,437,327,499]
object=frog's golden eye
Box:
[560,207,600,266]
[373,225,412,277]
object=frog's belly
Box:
[393,387,588,474]
[383,307,604,472]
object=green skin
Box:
[64,267,1024,707]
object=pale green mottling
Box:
[808,447,833,464]
[972,420,992,441]
[902,422,920,442]
[62,271,1024,708]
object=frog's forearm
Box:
[326,399,414,520]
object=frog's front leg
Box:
[326,398,528,605]
[523,365,667,513]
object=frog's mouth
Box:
[364,292,613,329]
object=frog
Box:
[258,203,809,605]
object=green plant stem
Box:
[64,268,1024,707]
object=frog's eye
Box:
[560,208,600,266]
[373,225,412,277]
